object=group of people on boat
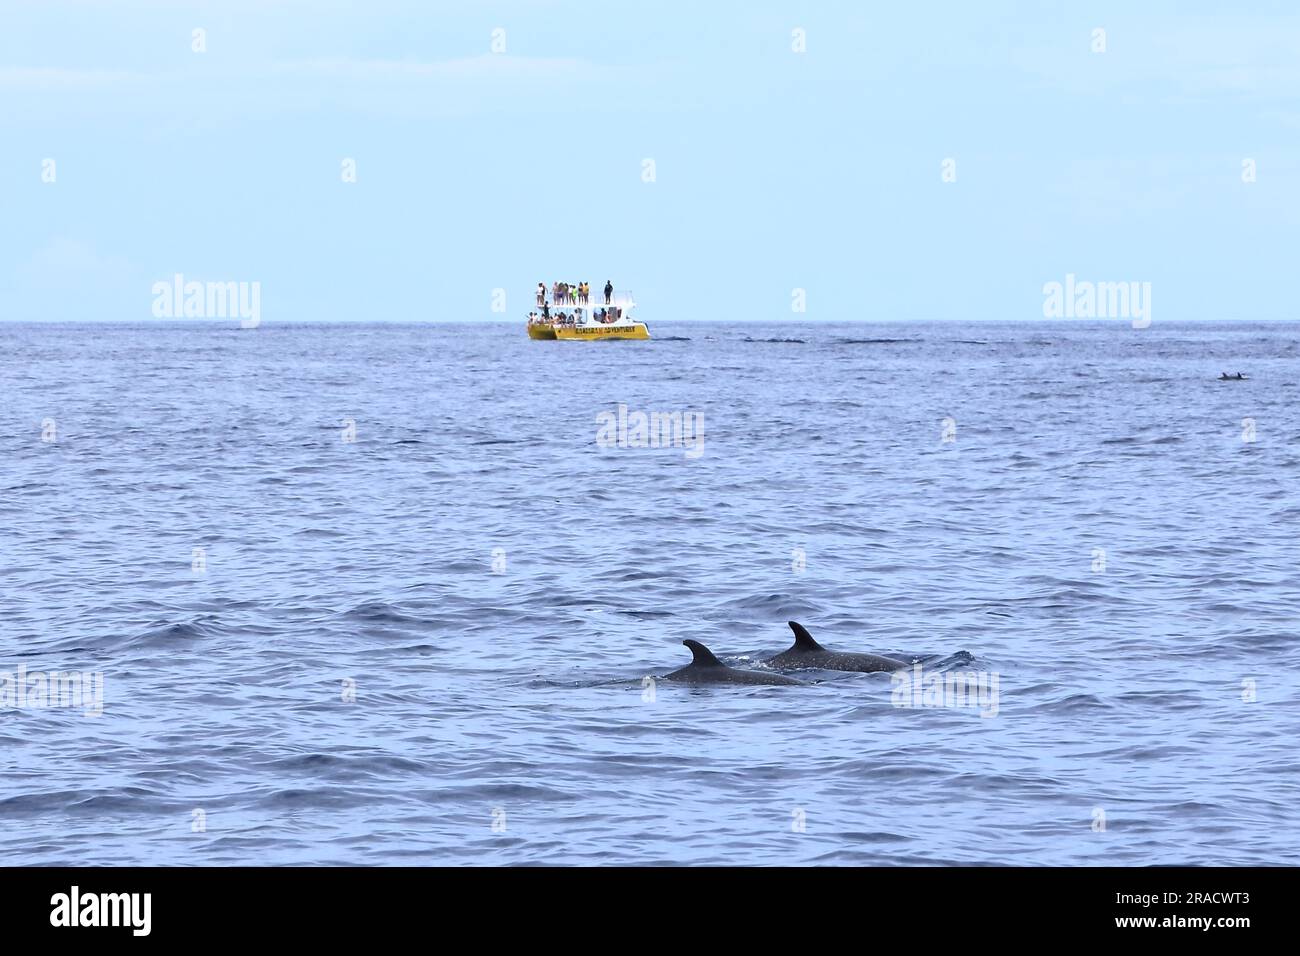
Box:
[537,280,615,307]
[528,278,621,327]
[527,306,624,326]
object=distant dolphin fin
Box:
[682,639,723,667]
[788,621,825,652]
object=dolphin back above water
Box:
[664,639,806,686]
[764,621,907,673]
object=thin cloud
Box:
[0,66,142,89]
[271,54,594,81]
[0,54,653,119]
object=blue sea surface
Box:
[2,320,1298,865]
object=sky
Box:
[2,0,1299,323]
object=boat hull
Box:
[530,323,649,341]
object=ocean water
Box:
[2,319,1298,866]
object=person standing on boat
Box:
[537,282,545,306]
[603,280,613,305]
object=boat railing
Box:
[533,289,635,308]
[529,307,634,326]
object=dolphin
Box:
[764,621,907,673]
[663,639,806,686]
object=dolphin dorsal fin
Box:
[683,639,723,667]
[788,621,825,652]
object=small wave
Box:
[718,592,822,617]
[129,615,227,648]
[921,650,976,669]
[1029,693,1113,715]
[834,337,919,345]
[340,601,426,625]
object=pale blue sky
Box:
[3,0,1298,322]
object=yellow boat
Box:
[526,288,650,340]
